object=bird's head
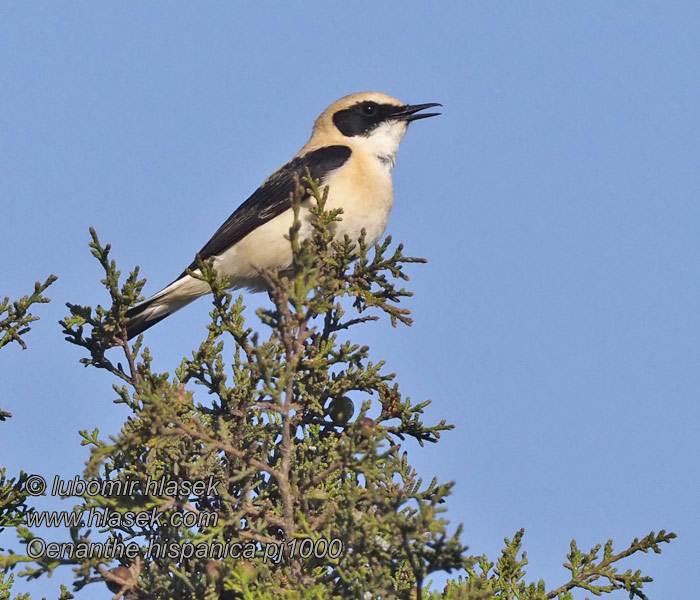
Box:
[309,92,441,166]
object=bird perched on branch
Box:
[124,92,441,339]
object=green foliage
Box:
[48,175,464,599]
[547,530,676,600]
[0,278,56,599]
[428,529,675,600]
[0,275,56,422]
[0,177,674,599]
[0,472,33,542]
[0,276,57,353]
[0,571,29,600]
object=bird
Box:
[123,92,441,339]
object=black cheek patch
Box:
[332,102,400,137]
[333,108,377,137]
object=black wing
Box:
[180,145,352,276]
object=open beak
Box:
[393,102,442,122]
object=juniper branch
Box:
[546,530,676,599]
[0,274,57,351]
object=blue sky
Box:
[1,2,698,598]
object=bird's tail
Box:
[124,274,210,339]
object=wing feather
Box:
[180,145,351,276]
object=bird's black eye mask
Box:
[332,101,403,137]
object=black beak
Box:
[393,102,442,122]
